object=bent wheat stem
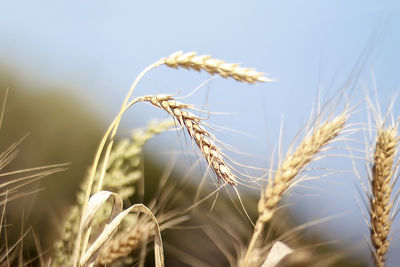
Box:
[73,96,151,266]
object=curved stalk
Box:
[73,58,164,266]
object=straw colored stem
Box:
[72,87,159,266]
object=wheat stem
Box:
[73,94,154,266]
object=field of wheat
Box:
[0,50,399,267]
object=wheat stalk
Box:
[73,51,269,264]
[369,127,399,267]
[55,120,174,266]
[163,51,273,84]
[243,112,347,265]
[140,94,237,186]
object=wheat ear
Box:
[243,113,347,265]
[163,51,273,84]
[259,113,347,222]
[96,218,153,265]
[369,127,399,267]
[140,94,236,185]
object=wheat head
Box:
[258,113,347,223]
[96,208,186,266]
[96,218,153,265]
[242,113,347,265]
[141,94,237,185]
[369,127,399,267]
[163,51,273,84]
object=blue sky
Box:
[1,1,400,264]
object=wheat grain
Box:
[163,51,273,84]
[140,94,237,186]
[243,113,347,265]
[96,209,187,266]
[96,218,153,265]
[258,113,347,223]
[369,127,399,267]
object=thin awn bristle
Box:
[258,113,347,223]
[369,127,399,267]
[142,94,237,186]
[163,51,274,84]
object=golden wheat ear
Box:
[259,113,347,224]
[369,126,399,267]
[141,94,237,186]
[242,111,348,265]
[163,51,274,84]
[96,211,187,266]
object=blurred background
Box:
[1,1,400,266]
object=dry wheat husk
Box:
[96,219,152,266]
[163,51,273,84]
[243,112,347,265]
[141,94,237,185]
[258,114,347,223]
[369,127,399,267]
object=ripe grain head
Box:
[242,112,347,265]
[258,113,347,223]
[369,126,399,267]
[163,51,274,84]
[96,216,153,265]
[96,211,186,266]
[142,94,237,186]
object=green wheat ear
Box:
[53,119,174,266]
